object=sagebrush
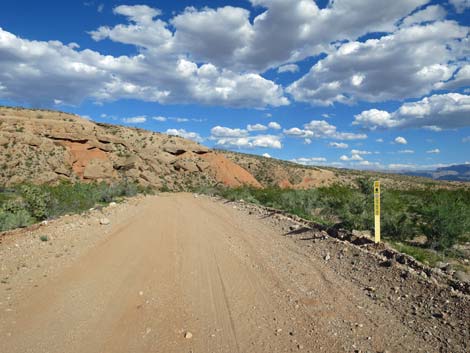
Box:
[0,181,152,232]
[197,181,470,251]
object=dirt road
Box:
[0,194,465,352]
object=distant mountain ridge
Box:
[403,164,470,182]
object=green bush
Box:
[0,181,150,232]
[200,184,470,251]
[417,190,470,250]
[0,209,34,231]
[380,190,419,240]
[20,184,50,220]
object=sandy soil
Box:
[0,194,468,353]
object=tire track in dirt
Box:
[0,193,439,352]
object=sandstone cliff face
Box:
[0,107,261,190]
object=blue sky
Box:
[0,0,469,171]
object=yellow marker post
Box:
[374,181,381,243]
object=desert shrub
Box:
[305,184,372,229]
[159,183,171,192]
[416,190,470,250]
[0,209,34,231]
[218,187,259,204]
[277,189,321,219]
[201,184,470,251]
[380,190,419,240]
[46,182,102,216]
[0,181,149,232]
[20,184,50,220]
[46,181,145,216]
[192,184,220,196]
[0,194,35,231]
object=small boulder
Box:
[174,159,199,173]
[408,235,428,246]
[100,218,110,225]
[352,229,372,239]
[115,155,139,170]
[192,146,209,154]
[0,136,9,146]
[54,165,72,176]
[435,261,449,270]
[454,270,470,283]
[163,142,186,155]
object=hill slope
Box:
[404,164,470,182]
[0,107,261,189]
[0,106,466,191]
[220,150,465,190]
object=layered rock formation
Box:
[0,107,261,189]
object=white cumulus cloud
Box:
[210,126,248,138]
[287,21,468,105]
[0,0,468,114]
[354,93,470,130]
[214,134,282,149]
[340,154,363,161]
[0,9,289,108]
[329,142,348,149]
[278,64,299,73]
[291,157,327,165]
[401,5,446,27]
[426,148,441,154]
[165,128,203,143]
[247,123,268,131]
[350,149,372,155]
[284,120,366,141]
[122,116,147,123]
[449,0,470,13]
[394,136,408,145]
[303,120,367,140]
[283,127,314,138]
[268,121,281,130]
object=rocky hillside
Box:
[0,106,466,191]
[221,150,467,190]
[221,150,338,188]
[0,106,261,190]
